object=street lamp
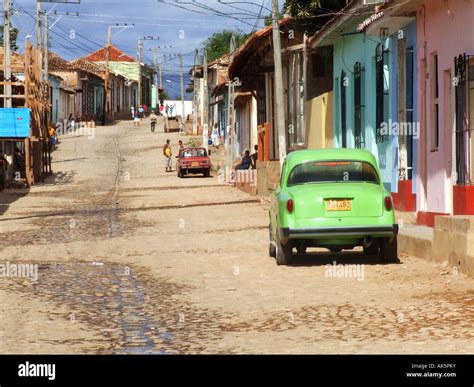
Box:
[102,23,134,125]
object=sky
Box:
[7,0,276,98]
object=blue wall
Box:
[333,33,395,192]
[49,76,61,124]
[332,23,418,195]
[389,21,418,194]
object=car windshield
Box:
[287,160,380,186]
[181,149,207,158]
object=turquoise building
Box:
[310,0,418,202]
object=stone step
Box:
[398,224,433,261]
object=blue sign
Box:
[0,108,31,138]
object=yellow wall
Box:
[305,91,334,149]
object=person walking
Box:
[0,155,8,191]
[138,105,144,118]
[211,123,220,147]
[165,104,170,117]
[163,139,172,172]
[133,111,140,128]
[150,110,158,133]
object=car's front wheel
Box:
[380,237,399,263]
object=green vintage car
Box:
[269,149,399,265]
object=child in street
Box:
[150,110,158,132]
[134,111,140,128]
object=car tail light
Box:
[287,199,294,213]
[385,196,393,211]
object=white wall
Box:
[163,100,193,120]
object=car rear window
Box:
[287,160,380,186]
[181,149,207,158]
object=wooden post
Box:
[258,124,264,162]
[264,122,270,161]
[25,138,32,186]
[4,0,12,108]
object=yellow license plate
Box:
[326,199,352,211]
[191,162,199,167]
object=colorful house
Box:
[84,45,155,110]
[413,0,474,225]
[357,0,422,212]
[308,0,419,211]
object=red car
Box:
[176,147,211,178]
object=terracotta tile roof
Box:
[228,16,293,77]
[69,58,106,78]
[0,48,25,71]
[48,51,75,72]
[83,44,136,62]
[357,11,385,32]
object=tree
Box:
[202,29,248,62]
[283,0,349,35]
[0,26,20,51]
[159,90,171,101]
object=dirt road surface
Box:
[0,118,473,354]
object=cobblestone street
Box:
[1,119,473,354]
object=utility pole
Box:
[159,56,163,90]
[271,0,287,167]
[102,26,112,125]
[202,49,209,152]
[43,12,49,83]
[153,47,159,110]
[4,0,12,108]
[193,48,198,136]
[103,24,133,124]
[138,36,159,110]
[178,53,186,127]
[225,35,237,181]
[36,1,42,48]
[137,38,142,109]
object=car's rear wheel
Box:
[364,240,379,256]
[276,240,293,265]
[380,237,399,263]
[203,169,210,177]
[275,229,292,265]
[269,226,276,258]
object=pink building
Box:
[416,0,474,226]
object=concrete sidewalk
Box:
[398,214,474,278]
[398,224,433,262]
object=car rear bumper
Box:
[281,225,399,239]
[181,166,210,171]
